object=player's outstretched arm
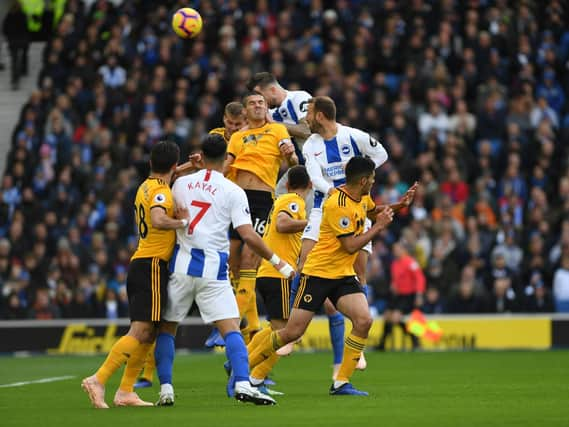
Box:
[174,153,204,178]
[276,212,308,233]
[339,207,394,254]
[368,182,419,220]
[284,120,311,140]
[236,223,296,279]
[150,206,189,230]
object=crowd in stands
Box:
[1,0,569,319]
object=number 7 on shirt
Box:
[188,200,211,234]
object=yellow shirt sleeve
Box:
[149,185,173,212]
[274,123,292,146]
[327,203,356,237]
[277,196,304,220]
[227,132,242,158]
[363,194,376,212]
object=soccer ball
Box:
[172,8,203,39]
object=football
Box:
[172,7,203,39]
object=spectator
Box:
[553,256,569,312]
[2,1,29,90]
[27,288,61,319]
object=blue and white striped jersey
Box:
[270,90,311,125]
[302,123,388,208]
[169,169,251,280]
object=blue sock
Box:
[155,332,175,385]
[224,331,249,382]
[362,283,369,298]
[328,313,345,365]
[289,275,301,309]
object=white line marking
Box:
[0,375,76,388]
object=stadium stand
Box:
[1,0,568,319]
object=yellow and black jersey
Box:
[227,122,291,190]
[257,193,306,278]
[210,127,237,182]
[302,188,370,279]
[209,127,229,142]
[131,178,176,262]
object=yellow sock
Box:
[230,271,240,290]
[336,334,366,383]
[236,269,256,318]
[240,323,251,345]
[249,331,283,369]
[251,353,280,381]
[246,290,260,334]
[141,341,156,381]
[247,327,272,354]
[96,335,140,384]
[119,342,152,392]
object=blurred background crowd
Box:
[1,0,569,319]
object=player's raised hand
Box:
[375,207,394,229]
[278,139,295,157]
[400,181,419,207]
[188,152,203,168]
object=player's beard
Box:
[308,119,324,134]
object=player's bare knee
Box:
[352,313,373,335]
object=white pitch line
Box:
[0,375,76,388]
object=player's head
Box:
[223,101,246,136]
[201,133,227,163]
[247,72,283,108]
[306,96,336,134]
[150,140,180,174]
[286,165,311,192]
[242,91,268,123]
[345,156,375,193]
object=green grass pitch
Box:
[1,351,567,427]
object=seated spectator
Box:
[553,256,569,312]
[27,288,61,319]
[447,266,487,313]
[522,272,554,313]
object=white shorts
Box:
[301,208,372,254]
[163,272,240,324]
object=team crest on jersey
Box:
[154,193,166,204]
[341,145,351,155]
[339,217,350,228]
[289,202,299,213]
[243,135,258,145]
[303,294,313,303]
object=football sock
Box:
[247,327,272,354]
[246,290,261,334]
[328,313,345,365]
[155,332,175,385]
[119,342,152,392]
[335,334,366,384]
[236,269,256,318]
[95,335,139,384]
[249,331,283,368]
[141,341,156,380]
[224,331,249,383]
[251,352,279,382]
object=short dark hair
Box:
[242,90,265,106]
[345,156,375,184]
[201,133,227,161]
[308,96,336,120]
[224,101,243,117]
[247,72,277,91]
[287,165,310,190]
[150,140,180,173]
